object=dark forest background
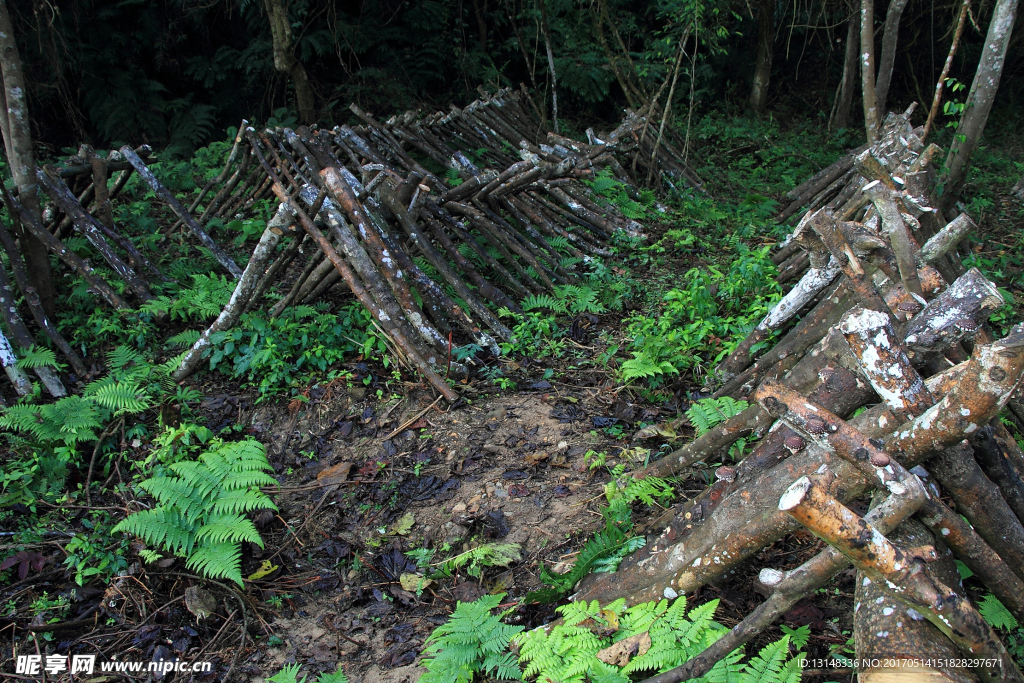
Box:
[9,0,1023,156]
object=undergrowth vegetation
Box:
[0,103,1022,682]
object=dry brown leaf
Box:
[596,632,652,667]
[318,462,352,487]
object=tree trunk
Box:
[0,0,55,319]
[941,0,1019,204]
[747,0,775,115]
[538,0,558,133]
[831,7,860,130]
[874,0,910,114]
[860,0,880,143]
[263,0,316,125]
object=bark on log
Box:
[36,168,153,303]
[900,268,1002,361]
[780,476,1023,683]
[927,442,1024,584]
[969,425,1024,526]
[637,481,927,683]
[853,519,975,683]
[0,327,31,395]
[0,185,128,310]
[0,208,85,377]
[884,323,1024,467]
[247,132,458,401]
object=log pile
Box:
[584,108,1024,682]
[0,86,703,402]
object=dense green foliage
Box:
[421,593,804,683]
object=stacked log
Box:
[583,107,1024,682]
[0,86,704,399]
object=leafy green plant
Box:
[203,303,377,397]
[979,594,1018,630]
[62,512,132,585]
[686,397,749,435]
[436,543,522,578]
[517,596,803,683]
[268,664,348,683]
[420,593,524,683]
[112,438,278,585]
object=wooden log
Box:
[247,131,458,401]
[0,186,128,310]
[840,306,931,419]
[969,425,1024,526]
[0,328,32,395]
[321,166,450,355]
[918,213,976,269]
[900,268,1001,361]
[715,253,840,382]
[636,404,774,479]
[36,167,153,303]
[853,519,976,683]
[637,481,927,683]
[927,442,1024,584]
[809,210,895,318]
[884,323,1024,467]
[780,476,1023,683]
[172,207,287,381]
[864,180,923,298]
[0,264,65,397]
[120,146,243,279]
[378,189,513,342]
[579,362,875,605]
[0,206,85,377]
[916,495,1024,623]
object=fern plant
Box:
[686,397,749,436]
[420,593,524,683]
[268,664,348,683]
[436,543,522,578]
[112,438,278,585]
[517,597,803,683]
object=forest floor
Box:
[3,110,1024,683]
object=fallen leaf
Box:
[246,560,279,581]
[318,462,353,487]
[600,609,620,631]
[399,573,433,592]
[183,586,217,621]
[391,511,415,535]
[596,632,652,667]
[524,451,549,466]
[633,424,677,440]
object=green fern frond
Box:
[421,593,523,683]
[114,437,277,586]
[186,541,243,585]
[90,381,152,414]
[686,397,749,436]
[979,593,1018,630]
[167,330,202,348]
[15,345,59,370]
